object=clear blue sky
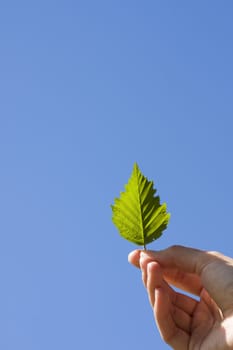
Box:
[0,1,233,349]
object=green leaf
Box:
[111,163,170,249]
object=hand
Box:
[128,245,233,350]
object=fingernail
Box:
[140,251,146,258]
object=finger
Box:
[163,268,203,295]
[147,261,198,313]
[173,291,198,316]
[129,247,206,295]
[146,262,195,333]
[139,252,151,287]
[146,261,164,306]
[200,288,223,321]
[141,257,198,345]
[143,245,208,275]
[128,249,141,268]
[138,249,203,296]
[154,287,189,350]
[171,304,192,334]
[128,246,206,273]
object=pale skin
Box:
[128,245,233,350]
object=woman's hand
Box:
[128,245,233,349]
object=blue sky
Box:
[0,1,233,349]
